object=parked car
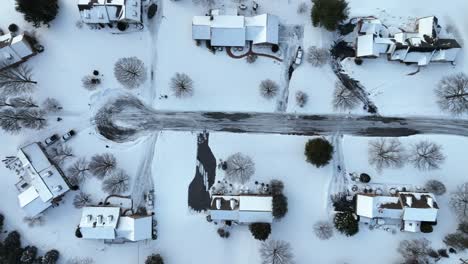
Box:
[44,134,59,146]
[294,47,303,65]
[62,130,76,141]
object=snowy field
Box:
[1,0,468,263]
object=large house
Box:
[0,33,36,70]
[15,143,71,217]
[192,9,279,47]
[79,206,153,242]
[355,16,461,66]
[77,0,142,25]
[356,192,438,232]
[209,195,273,224]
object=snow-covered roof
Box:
[79,207,121,240]
[192,13,279,47]
[210,195,273,223]
[416,16,437,39]
[0,33,34,70]
[357,35,379,57]
[116,215,152,241]
[356,194,402,219]
[399,192,438,222]
[359,18,384,35]
[18,186,51,216]
[77,0,141,24]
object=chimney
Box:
[107,215,114,222]
[87,215,93,222]
[427,197,433,208]
[97,215,103,224]
[406,196,412,207]
[216,198,221,209]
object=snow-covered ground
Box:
[1,0,468,263]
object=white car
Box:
[294,47,303,65]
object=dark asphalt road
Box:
[94,96,468,142]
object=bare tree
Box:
[307,46,330,67]
[313,221,334,240]
[0,64,37,96]
[295,91,308,107]
[88,153,117,179]
[170,73,194,98]
[0,108,46,133]
[397,238,433,264]
[409,141,445,170]
[225,152,255,184]
[47,144,73,165]
[368,138,405,171]
[42,98,62,113]
[73,192,92,209]
[435,73,468,115]
[333,81,359,111]
[102,169,130,194]
[0,96,37,108]
[425,180,446,196]
[114,57,147,89]
[259,79,279,100]
[297,2,309,14]
[67,158,89,186]
[450,182,468,220]
[81,75,101,91]
[260,240,294,264]
[67,257,94,264]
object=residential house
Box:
[15,143,71,217]
[77,0,142,25]
[192,9,279,47]
[209,195,273,224]
[356,192,438,232]
[0,33,36,70]
[79,206,153,242]
[355,16,461,66]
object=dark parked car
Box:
[44,134,59,146]
[62,130,76,141]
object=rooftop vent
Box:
[97,215,103,224]
[230,199,237,210]
[406,196,412,207]
[87,214,93,222]
[427,197,433,208]
[216,198,221,209]
[107,215,114,222]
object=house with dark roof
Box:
[355,16,461,66]
[356,192,438,232]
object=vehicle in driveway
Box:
[62,130,76,141]
[294,46,303,65]
[44,134,59,146]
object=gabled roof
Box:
[210,195,273,223]
[79,207,121,240]
[116,215,153,241]
[356,194,402,219]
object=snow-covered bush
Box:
[270,179,284,196]
[368,138,405,171]
[259,79,279,100]
[102,169,130,194]
[170,73,194,98]
[397,238,434,264]
[295,91,308,108]
[114,57,147,89]
[246,54,258,64]
[20,245,38,263]
[67,257,94,264]
[225,152,255,184]
[249,223,271,241]
[297,2,309,14]
[409,141,445,170]
[307,46,330,67]
[313,221,334,240]
[81,75,101,91]
[42,98,62,113]
[272,193,288,219]
[145,253,164,264]
[42,249,60,264]
[23,216,44,227]
[424,180,446,196]
[334,211,358,236]
[260,240,294,264]
[73,192,92,209]
[217,228,230,238]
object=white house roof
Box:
[357,34,379,57]
[417,16,436,39]
[77,0,141,24]
[210,195,272,223]
[399,192,438,222]
[18,186,51,216]
[79,207,121,240]
[116,215,152,241]
[359,18,383,35]
[356,194,402,219]
[19,142,51,172]
[192,13,279,47]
